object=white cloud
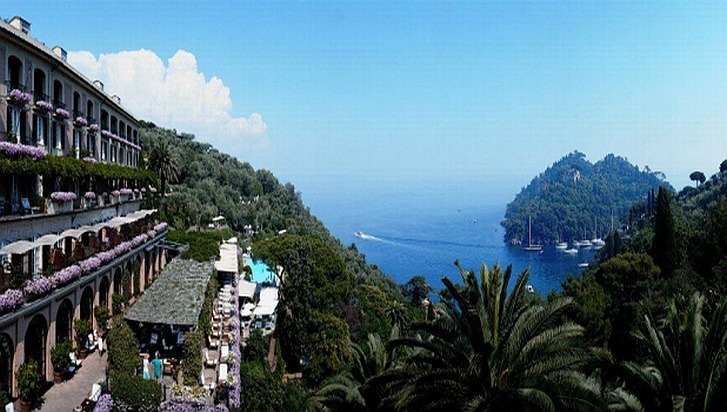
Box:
[68,49,267,151]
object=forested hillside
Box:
[502,151,670,244]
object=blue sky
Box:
[11,2,726,201]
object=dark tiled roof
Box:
[125,259,212,326]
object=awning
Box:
[214,243,238,273]
[238,280,256,299]
[35,234,61,247]
[0,240,35,255]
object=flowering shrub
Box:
[101,130,116,139]
[54,108,70,119]
[111,190,120,197]
[0,289,23,313]
[34,100,53,112]
[74,116,88,127]
[130,234,149,248]
[147,230,157,238]
[119,188,133,196]
[169,384,209,404]
[84,192,96,200]
[158,401,228,412]
[7,89,32,106]
[92,394,113,412]
[0,142,46,159]
[82,157,97,164]
[154,222,168,232]
[50,192,77,203]
[23,276,54,298]
[88,124,99,132]
[79,257,101,274]
[51,265,82,287]
[229,282,242,408]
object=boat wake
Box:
[355,231,485,250]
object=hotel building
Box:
[0,16,168,397]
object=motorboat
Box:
[555,242,568,250]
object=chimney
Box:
[8,16,31,34]
[52,46,67,62]
[93,80,104,91]
[111,95,121,105]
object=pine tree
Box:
[651,187,679,278]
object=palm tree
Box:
[147,139,180,197]
[313,333,401,411]
[390,261,606,412]
[621,293,727,411]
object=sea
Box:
[299,178,596,296]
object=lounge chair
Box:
[69,352,82,370]
[218,363,228,384]
[89,383,102,402]
[204,349,218,367]
[201,372,215,393]
[207,335,218,349]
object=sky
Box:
[10,2,726,202]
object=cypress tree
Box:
[651,187,679,278]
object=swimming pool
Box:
[248,259,275,284]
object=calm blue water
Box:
[299,181,595,295]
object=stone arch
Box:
[55,299,74,344]
[80,286,94,323]
[0,334,13,397]
[25,315,48,379]
[99,276,110,309]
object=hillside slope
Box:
[502,151,670,244]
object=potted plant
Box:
[51,339,72,383]
[15,361,39,412]
[94,306,110,334]
[75,319,92,359]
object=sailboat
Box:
[523,216,542,252]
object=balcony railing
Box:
[0,222,168,323]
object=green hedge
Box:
[0,155,156,182]
[167,230,229,262]
[107,319,139,376]
[110,372,162,411]
[182,330,204,386]
[198,273,219,337]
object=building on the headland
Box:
[0,15,168,398]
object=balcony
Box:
[0,220,168,327]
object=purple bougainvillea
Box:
[111,190,120,197]
[158,401,228,412]
[0,142,46,159]
[92,394,113,412]
[154,222,168,232]
[7,89,32,106]
[74,116,88,127]
[0,289,24,313]
[51,265,82,287]
[34,100,53,112]
[83,157,97,164]
[50,192,77,203]
[119,188,133,196]
[54,108,70,120]
[23,276,54,298]
[79,257,101,274]
[84,192,96,200]
[88,123,99,132]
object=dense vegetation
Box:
[141,121,727,410]
[502,151,670,244]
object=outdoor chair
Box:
[201,372,215,393]
[207,335,218,349]
[69,352,83,369]
[218,363,228,384]
[204,349,218,367]
[86,333,97,351]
